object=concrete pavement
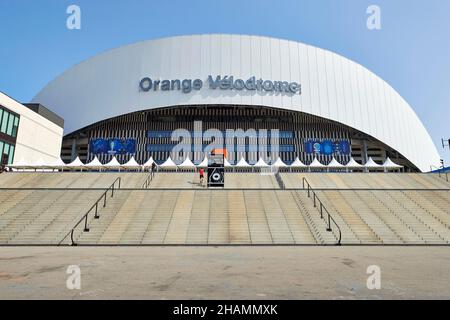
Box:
[0,246,449,299]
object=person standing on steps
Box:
[199,168,205,186]
[151,162,156,178]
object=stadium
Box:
[0,34,449,299]
[29,34,440,171]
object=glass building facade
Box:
[0,105,20,165]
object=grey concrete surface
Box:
[0,246,449,299]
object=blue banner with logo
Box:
[90,139,136,155]
[304,140,350,155]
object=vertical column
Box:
[193,120,202,164]
[362,140,368,164]
[71,138,77,161]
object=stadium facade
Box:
[31,34,441,172]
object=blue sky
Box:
[1,0,449,164]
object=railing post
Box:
[111,184,114,197]
[84,215,89,232]
[313,193,316,207]
[94,202,99,219]
[319,202,323,218]
[70,230,76,246]
[326,214,332,232]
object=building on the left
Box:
[0,91,64,166]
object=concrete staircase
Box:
[0,172,146,245]
[75,189,336,245]
[1,172,449,245]
[144,172,279,189]
[280,172,450,189]
[0,172,147,188]
[318,190,381,244]
[0,189,105,244]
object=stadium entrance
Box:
[61,105,415,171]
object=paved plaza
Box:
[0,246,449,299]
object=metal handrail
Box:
[142,169,154,189]
[430,165,441,176]
[430,165,449,182]
[58,177,121,246]
[302,177,342,245]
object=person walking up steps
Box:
[199,168,205,186]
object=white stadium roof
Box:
[32,34,441,172]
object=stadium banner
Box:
[90,138,136,155]
[305,140,350,155]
